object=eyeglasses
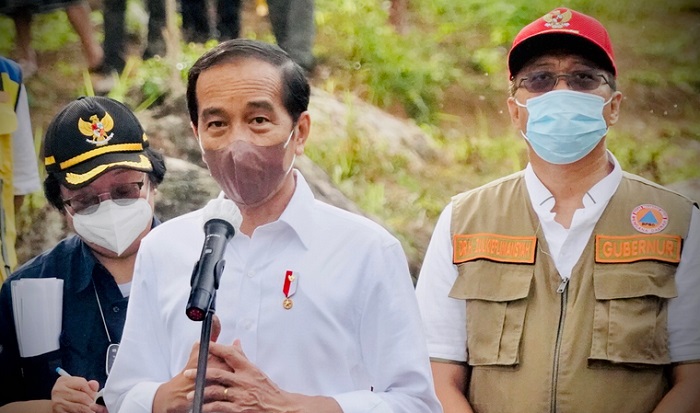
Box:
[516,70,610,93]
[63,180,146,215]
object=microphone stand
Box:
[192,262,224,413]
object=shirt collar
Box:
[65,238,100,294]
[276,169,316,250]
[524,151,623,216]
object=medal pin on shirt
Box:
[282,270,297,309]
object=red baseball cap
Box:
[507,8,616,79]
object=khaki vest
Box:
[449,171,694,413]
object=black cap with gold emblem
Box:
[44,96,153,188]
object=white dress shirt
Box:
[105,171,442,413]
[525,156,622,279]
[416,155,700,363]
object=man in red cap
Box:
[416,8,700,413]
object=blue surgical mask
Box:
[516,90,612,165]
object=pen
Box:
[56,367,71,377]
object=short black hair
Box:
[186,39,310,127]
[44,146,167,213]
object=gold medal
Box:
[282,270,297,310]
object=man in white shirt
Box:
[415,7,700,413]
[104,39,442,413]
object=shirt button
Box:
[112,306,120,313]
[247,271,255,278]
[243,320,253,330]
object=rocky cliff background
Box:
[16,85,700,280]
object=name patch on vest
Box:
[453,234,537,264]
[595,234,682,264]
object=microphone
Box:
[186,195,242,321]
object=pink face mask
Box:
[202,129,295,206]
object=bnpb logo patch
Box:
[631,204,668,234]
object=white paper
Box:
[11,278,63,358]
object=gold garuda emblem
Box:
[78,112,114,146]
[543,9,572,30]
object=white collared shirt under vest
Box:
[416,153,700,364]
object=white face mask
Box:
[70,193,153,256]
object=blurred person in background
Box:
[0,55,40,282]
[181,0,315,72]
[181,0,241,43]
[267,0,315,72]
[95,0,168,94]
[0,0,103,78]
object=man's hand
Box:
[183,339,291,413]
[51,376,100,413]
[653,363,700,413]
[152,315,229,413]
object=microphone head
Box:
[202,194,243,232]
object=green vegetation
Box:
[2,0,699,265]
[308,0,700,254]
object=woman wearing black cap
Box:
[0,96,166,413]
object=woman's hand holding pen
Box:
[52,368,107,413]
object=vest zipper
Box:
[556,278,569,294]
[551,277,569,413]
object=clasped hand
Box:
[154,316,295,413]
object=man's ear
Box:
[293,111,311,156]
[191,121,205,154]
[506,96,523,128]
[606,91,623,126]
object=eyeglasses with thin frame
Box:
[516,70,610,93]
[63,179,147,215]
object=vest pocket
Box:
[590,261,678,365]
[449,261,533,366]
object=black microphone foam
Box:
[186,196,242,321]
